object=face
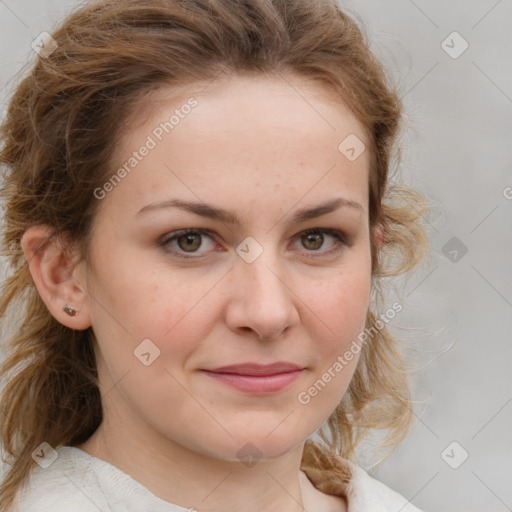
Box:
[79,73,373,462]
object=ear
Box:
[374,224,385,249]
[20,225,92,330]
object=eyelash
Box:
[158,228,349,260]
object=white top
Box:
[3,446,422,512]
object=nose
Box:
[224,249,300,341]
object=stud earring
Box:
[63,305,79,317]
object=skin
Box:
[21,72,383,512]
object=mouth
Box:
[200,362,305,394]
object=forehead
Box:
[102,72,370,220]
[121,71,368,153]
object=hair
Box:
[0,0,435,509]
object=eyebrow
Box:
[136,197,364,225]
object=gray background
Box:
[0,1,511,511]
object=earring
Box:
[63,305,79,317]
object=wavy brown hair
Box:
[0,0,435,509]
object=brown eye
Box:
[301,232,325,251]
[295,228,348,257]
[160,229,216,258]
[176,233,202,252]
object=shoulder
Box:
[4,446,187,512]
[5,447,112,512]
[345,461,422,512]
[300,440,422,512]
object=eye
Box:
[292,228,348,258]
[158,227,349,260]
[159,229,217,259]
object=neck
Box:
[77,408,310,512]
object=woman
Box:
[0,0,433,510]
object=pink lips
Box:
[201,362,305,393]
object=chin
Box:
[220,430,305,464]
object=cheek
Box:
[296,269,370,413]
[299,261,370,389]
[90,246,212,335]
[86,260,207,397]
[309,261,372,349]
[88,260,213,431]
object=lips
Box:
[201,362,305,393]
[204,362,304,376]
